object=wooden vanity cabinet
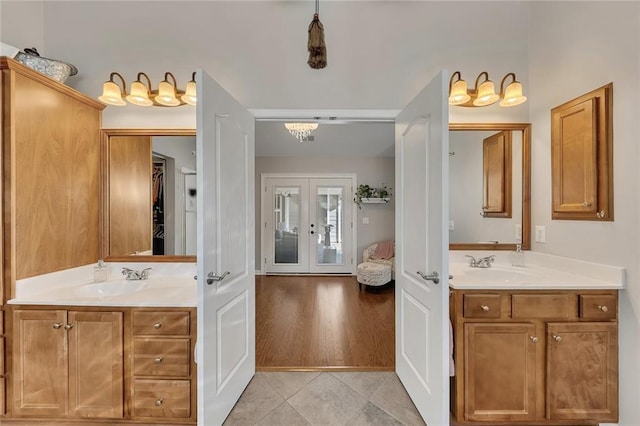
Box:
[451,289,618,425]
[11,308,123,419]
[129,309,196,422]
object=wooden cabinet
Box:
[451,289,618,425]
[482,131,512,218]
[130,309,196,422]
[551,83,613,221]
[11,309,123,419]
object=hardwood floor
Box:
[256,275,395,371]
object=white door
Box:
[263,176,354,274]
[196,69,255,425]
[395,70,449,425]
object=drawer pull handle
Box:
[154,357,163,364]
[530,336,539,343]
[552,335,562,342]
[53,323,63,329]
[598,305,609,313]
[153,323,162,329]
[480,305,490,312]
[64,323,74,330]
[155,398,164,407]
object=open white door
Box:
[196,69,255,425]
[395,70,449,425]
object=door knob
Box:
[207,271,230,285]
[417,271,440,285]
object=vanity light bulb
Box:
[499,81,527,107]
[156,80,180,106]
[449,79,470,105]
[98,81,126,106]
[182,80,197,106]
[126,81,153,107]
[473,80,500,106]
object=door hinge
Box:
[265,257,267,264]
[351,258,354,265]
[265,186,267,192]
[265,221,267,229]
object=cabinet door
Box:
[464,322,537,422]
[68,311,123,419]
[12,309,68,417]
[547,322,617,422]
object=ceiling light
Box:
[285,123,318,142]
[448,71,527,108]
[98,71,196,107]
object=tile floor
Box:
[223,372,426,425]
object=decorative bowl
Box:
[15,48,77,83]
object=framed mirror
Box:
[101,129,197,262]
[449,123,531,250]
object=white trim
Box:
[250,109,399,122]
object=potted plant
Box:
[354,184,392,208]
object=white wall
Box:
[0,1,44,54]
[256,156,395,270]
[529,2,640,424]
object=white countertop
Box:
[9,263,197,307]
[449,251,625,290]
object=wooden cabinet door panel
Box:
[12,309,67,417]
[546,322,618,422]
[464,322,537,422]
[482,131,512,218]
[68,311,123,419]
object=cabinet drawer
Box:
[134,338,190,377]
[464,294,501,318]
[512,294,570,319]
[133,379,191,418]
[133,311,190,335]
[580,295,617,320]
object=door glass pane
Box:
[315,186,344,265]
[274,187,300,264]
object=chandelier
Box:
[98,71,197,107]
[448,71,527,107]
[284,123,318,142]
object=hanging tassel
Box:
[307,1,327,69]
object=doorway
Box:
[262,174,357,274]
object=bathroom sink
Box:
[73,280,148,298]
[460,267,542,283]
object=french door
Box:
[263,175,356,274]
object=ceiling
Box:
[255,120,395,157]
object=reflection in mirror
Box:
[102,129,197,262]
[449,123,530,251]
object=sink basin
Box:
[461,267,542,283]
[73,281,148,298]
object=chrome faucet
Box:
[465,255,495,268]
[122,267,151,280]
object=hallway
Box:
[256,275,395,370]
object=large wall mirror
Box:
[449,123,531,250]
[101,129,196,262]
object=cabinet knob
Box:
[598,305,609,313]
[153,323,162,329]
[154,357,163,364]
[552,335,562,342]
[64,323,74,330]
[155,398,164,407]
[582,201,592,207]
[596,210,606,219]
[53,323,63,329]
[480,305,490,312]
[530,336,539,343]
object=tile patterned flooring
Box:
[223,372,426,425]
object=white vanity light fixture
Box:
[98,71,197,107]
[448,71,527,107]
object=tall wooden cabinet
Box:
[0,56,105,420]
[451,289,618,425]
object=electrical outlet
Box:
[362,217,369,224]
[515,224,522,241]
[449,220,455,231]
[535,225,546,243]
